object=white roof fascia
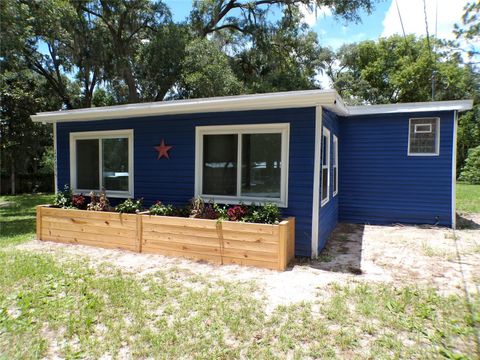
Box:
[31,89,344,123]
[347,99,473,116]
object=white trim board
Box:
[31,89,473,124]
[69,129,134,198]
[194,123,290,207]
[452,111,458,229]
[311,106,322,258]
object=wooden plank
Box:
[142,223,278,244]
[42,228,136,249]
[142,231,220,248]
[136,214,142,253]
[222,239,278,253]
[41,234,136,251]
[278,221,288,270]
[222,257,278,270]
[41,207,137,223]
[142,240,221,256]
[42,220,136,238]
[141,247,223,264]
[41,215,137,230]
[36,206,43,241]
[142,215,218,229]
[221,248,278,262]
[287,217,295,265]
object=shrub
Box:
[53,185,73,208]
[87,191,112,211]
[459,145,480,184]
[244,203,281,224]
[149,201,175,216]
[71,194,87,210]
[115,198,144,214]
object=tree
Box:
[178,38,243,98]
[324,35,477,104]
[454,1,480,65]
[459,146,480,184]
[231,9,323,93]
[190,0,375,37]
[80,0,172,103]
[0,66,62,194]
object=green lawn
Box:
[0,193,478,359]
[457,183,480,213]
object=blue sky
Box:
[163,0,469,50]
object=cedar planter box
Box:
[36,206,139,252]
[36,205,295,271]
[141,215,295,270]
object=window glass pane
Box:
[203,134,237,195]
[76,139,99,190]
[102,138,129,192]
[322,168,328,200]
[410,119,437,154]
[322,135,328,165]
[241,133,281,198]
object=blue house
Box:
[32,90,473,258]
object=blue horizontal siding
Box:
[339,111,455,227]
[318,109,339,253]
[56,107,316,257]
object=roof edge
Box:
[31,90,474,123]
[31,89,342,123]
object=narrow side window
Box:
[333,135,338,196]
[321,127,330,206]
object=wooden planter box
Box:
[36,206,139,252]
[36,205,295,271]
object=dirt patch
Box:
[16,216,480,310]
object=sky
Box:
[164,0,469,49]
[164,0,470,88]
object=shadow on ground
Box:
[456,213,480,229]
[294,223,365,274]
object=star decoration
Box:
[154,139,173,159]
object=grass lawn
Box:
[457,183,480,213]
[0,194,479,359]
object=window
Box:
[70,130,133,197]
[333,134,338,196]
[195,124,289,206]
[408,118,440,156]
[321,127,330,206]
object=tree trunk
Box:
[10,160,16,195]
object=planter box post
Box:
[278,220,288,270]
[36,205,43,241]
[136,214,143,253]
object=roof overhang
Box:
[31,89,346,124]
[347,99,473,116]
[31,89,473,124]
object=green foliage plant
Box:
[115,198,144,214]
[459,145,480,184]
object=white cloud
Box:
[299,5,332,26]
[381,0,468,40]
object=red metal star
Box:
[154,139,173,159]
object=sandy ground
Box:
[16,214,480,310]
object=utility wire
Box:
[423,0,435,101]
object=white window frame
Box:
[69,129,134,198]
[195,123,290,207]
[321,127,330,206]
[408,117,440,156]
[414,123,432,134]
[333,134,338,197]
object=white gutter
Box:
[30,90,473,123]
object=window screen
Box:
[409,118,439,155]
